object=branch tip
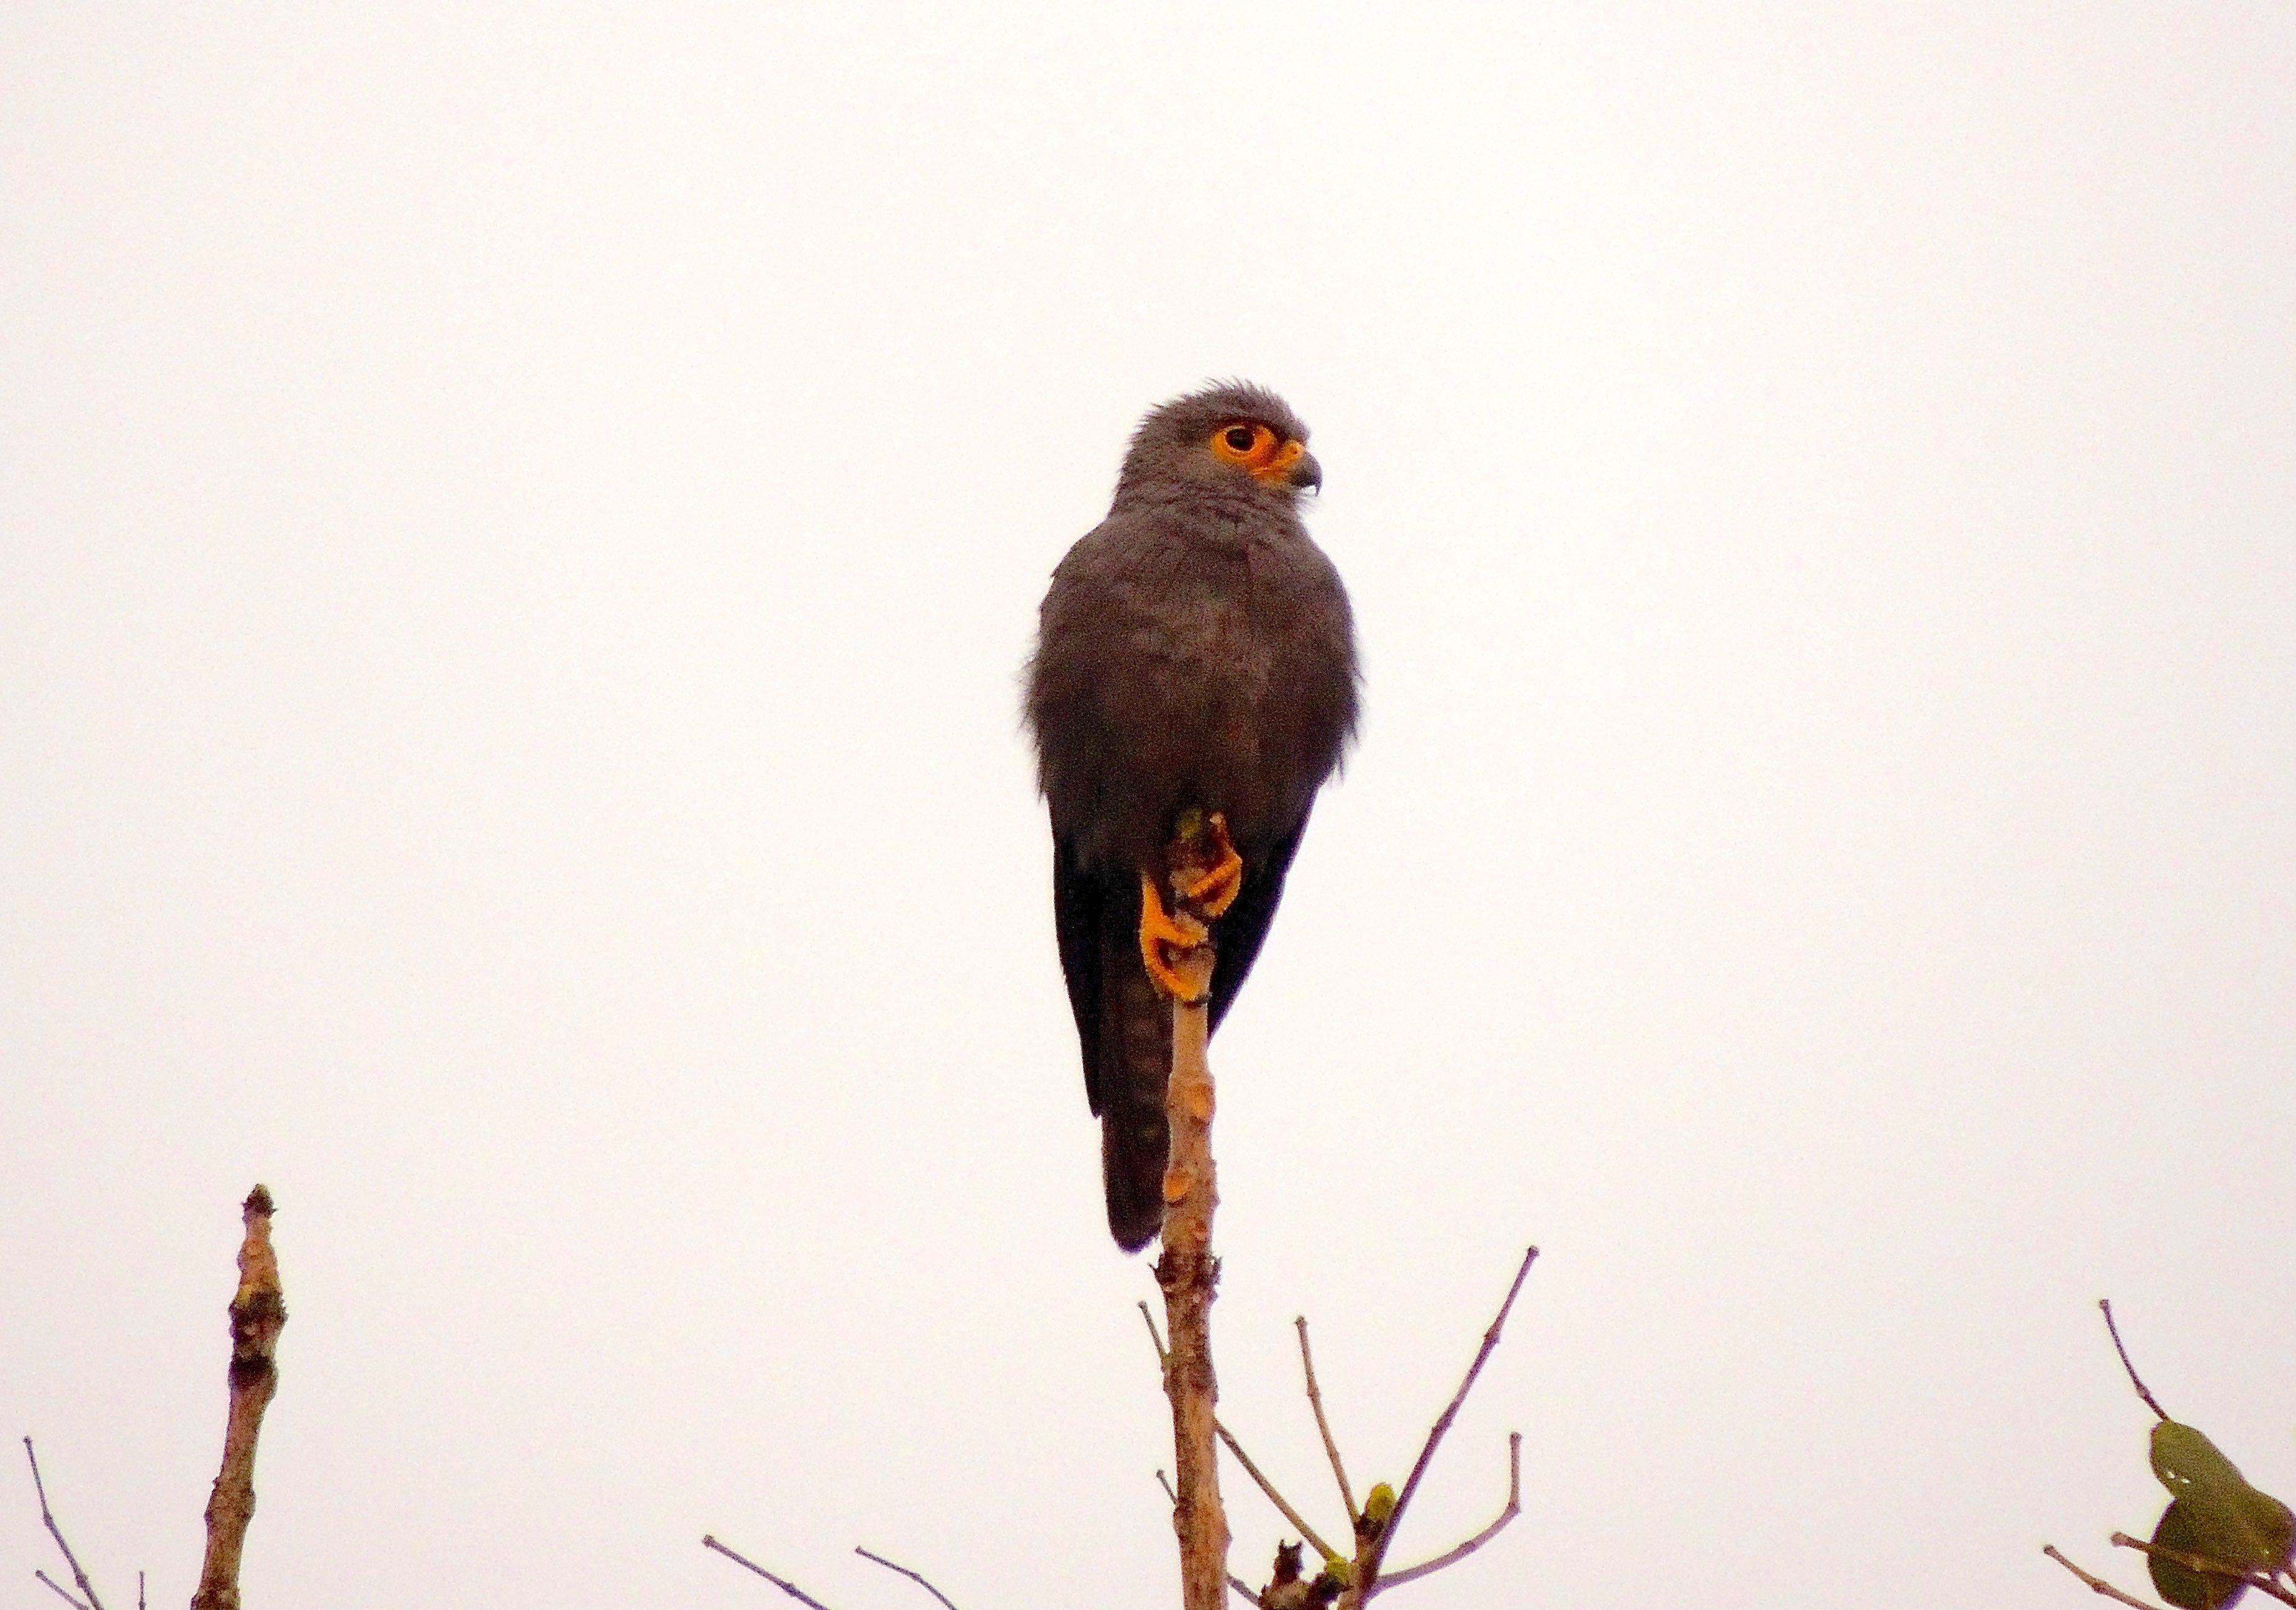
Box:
[35,1571,96,1610]
[1369,1427,1527,1594]
[2097,1300,2170,1422]
[1348,1244,1539,1604]
[189,1185,288,1610]
[704,1535,836,1610]
[1295,1314,1359,1524]
[24,1439,107,1610]
[2044,1544,2169,1609]
[855,1546,961,1610]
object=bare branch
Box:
[704,1535,836,1610]
[2044,1544,2169,1609]
[1158,1471,1258,1604]
[1296,1316,1359,1526]
[2099,1301,2170,1423]
[2109,1532,2296,1608]
[1216,1417,1343,1567]
[1371,1431,1523,1593]
[1353,1245,1538,1601]
[24,1439,107,1610]
[855,1547,960,1610]
[190,1185,287,1610]
[34,1570,94,1610]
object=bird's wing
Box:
[1208,809,1312,1036]
[1051,829,1107,1111]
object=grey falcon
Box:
[1023,381,1359,1251]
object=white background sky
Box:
[4,7,2293,1608]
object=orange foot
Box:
[1177,810,1244,918]
[1139,871,1210,1002]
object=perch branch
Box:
[2098,1301,2170,1423]
[704,1535,835,1610]
[2044,1544,2169,1609]
[1155,1475,1258,1604]
[1371,1431,1523,1593]
[2109,1532,2296,1607]
[1349,1244,1538,1604]
[855,1546,960,1610]
[190,1185,287,1610]
[23,1439,106,1610]
[1157,811,1232,1610]
[1296,1317,1359,1526]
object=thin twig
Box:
[1297,1316,1359,1526]
[1372,1431,1523,1593]
[2109,1532,2296,1608]
[855,1547,960,1610]
[1217,1418,1343,1567]
[2099,1301,2170,1423]
[2044,1544,2167,1609]
[35,1571,94,1610]
[703,1535,835,1610]
[24,1439,107,1610]
[1144,1301,1341,1562]
[1156,1473,1259,1606]
[1350,1245,1538,1603]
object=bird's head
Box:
[1114,381,1323,504]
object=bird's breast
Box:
[1030,508,1356,868]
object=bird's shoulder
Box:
[1050,505,1182,577]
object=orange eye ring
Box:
[1210,422,1275,465]
[1212,417,1304,473]
[1209,421,1307,483]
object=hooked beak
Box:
[1286,449,1323,494]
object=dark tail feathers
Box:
[1098,901,1171,1252]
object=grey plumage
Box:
[1025,382,1359,1250]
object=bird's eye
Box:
[1210,422,1274,465]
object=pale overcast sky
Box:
[4,7,2293,1609]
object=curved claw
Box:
[1139,872,1210,1002]
[1178,811,1244,918]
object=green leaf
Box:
[2153,1424,2248,1498]
[2144,1422,2296,1610]
[2151,1499,2246,1610]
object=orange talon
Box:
[1139,871,1210,1002]
[1178,810,1244,918]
